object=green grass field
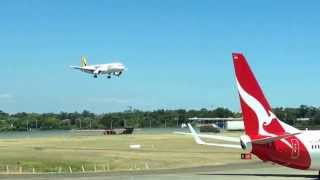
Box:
[0,131,257,173]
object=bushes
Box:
[0,105,319,131]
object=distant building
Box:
[188,117,244,131]
[296,118,310,122]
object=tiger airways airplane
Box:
[182,53,320,176]
[70,56,126,78]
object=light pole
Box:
[124,119,127,128]
[175,117,179,128]
[149,118,152,128]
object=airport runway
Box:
[0,162,318,180]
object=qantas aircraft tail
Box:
[232,53,299,139]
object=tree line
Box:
[0,105,320,131]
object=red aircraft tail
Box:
[232,53,298,139]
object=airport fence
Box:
[0,161,153,174]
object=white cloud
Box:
[0,93,13,99]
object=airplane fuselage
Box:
[252,131,320,170]
[81,63,125,75]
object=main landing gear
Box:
[93,74,98,78]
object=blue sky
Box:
[0,0,319,113]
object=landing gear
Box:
[93,74,98,78]
[107,75,111,79]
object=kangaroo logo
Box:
[236,79,294,148]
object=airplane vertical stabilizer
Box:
[232,53,299,139]
[81,56,88,67]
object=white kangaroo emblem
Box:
[236,79,278,137]
[236,79,294,148]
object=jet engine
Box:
[240,135,252,152]
[114,71,122,76]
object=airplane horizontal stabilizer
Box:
[252,132,301,144]
[174,131,239,143]
[187,123,241,149]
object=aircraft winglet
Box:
[187,123,206,145]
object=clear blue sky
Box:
[0,0,319,113]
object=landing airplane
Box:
[70,56,126,78]
[183,53,320,176]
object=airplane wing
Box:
[70,66,96,72]
[180,123,300,149]
[174,131,239,143]
[70,65,82,70]
[186,123,241,149]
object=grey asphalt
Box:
[0,162,318,180]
